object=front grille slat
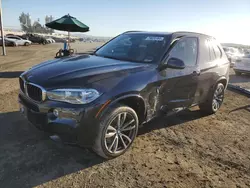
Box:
[27,84,43,102]
[19,77,45,103]
[19,77,25,93]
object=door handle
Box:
[193,70,201,76]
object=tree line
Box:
[19,12,54,34]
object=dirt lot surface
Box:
[0,44,250,188]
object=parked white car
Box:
[233,54,250,75]
[6,36,32,46]
[223,47,244,67]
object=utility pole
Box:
[0,0,6,56]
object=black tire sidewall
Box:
[93,104,139,159]
[200,83,225,114]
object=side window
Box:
[207,39,216,61]
[167,37,198,66]
[206,39,222,61]
[212,41,222,59]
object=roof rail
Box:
[122,31,142,34]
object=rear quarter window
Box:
[198,38,210,64]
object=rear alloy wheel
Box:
[199,83,225,114]
[93,104,138,159]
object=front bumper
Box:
[18,93,102,147]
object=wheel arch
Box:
[98,94,147,125]
[214,76,228,89]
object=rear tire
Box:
[199,83,225,114]
[92,104,139,159]
[11,42,17,47]
[235,71,242,76]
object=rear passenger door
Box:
[196,38,224,103]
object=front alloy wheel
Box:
[105,112,137,154]
[93,104,139,159]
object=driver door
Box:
[159,37,200,111]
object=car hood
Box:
[22,54,151,89]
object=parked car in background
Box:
[46,38,56,43]
[51,37,67,43]
[5,36,32,46]
[19,31,229,159]
[0,37,17,46]
[233,54,250,75]
[22,34,47,44]
[223,47,244,67]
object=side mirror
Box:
[158,57,185,71]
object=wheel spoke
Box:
[109,136,118,152]
[216,101,220,109]
[121,125,136,132]
[105,131,116,138]
[113,136,119,153]
[212,100,217,109]
[105,125,117,138]
[119,134,127,149]
[120,133,132,144]
[117,114,121,128]
[120,112,127,127]
[107,125,116,132]
[216,97,223,102]
[121,119,135,130]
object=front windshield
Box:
[95,33,169,63]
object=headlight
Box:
[47,89,101,104]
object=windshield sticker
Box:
[145,36,164,41]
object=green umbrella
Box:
[45,14,89,49]
[45,14,89,32]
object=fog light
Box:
[53,109,59,117]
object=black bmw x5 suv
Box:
[19,31,229,158]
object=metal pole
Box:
[0,0,6,56]
[68,31,70,49]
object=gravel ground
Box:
[0,43,250,188]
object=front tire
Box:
[93,104,139,159]
[199,83,225,114]
[24,42,30,46]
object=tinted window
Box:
[167,37,198,66]
[211,40,222,59]
[96,34,169,63]
[207,40,216,61]
[214,45,222,58]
